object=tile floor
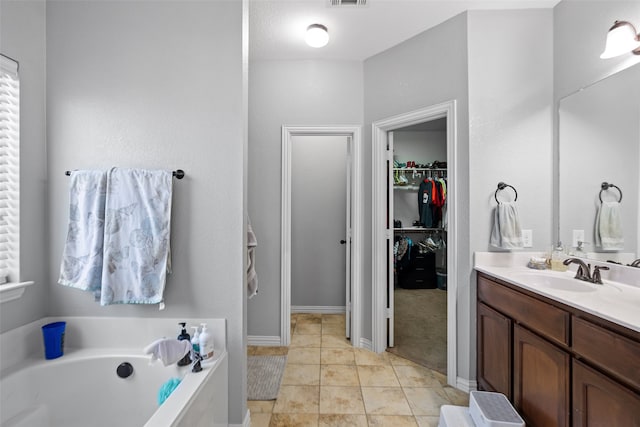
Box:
[248,313,469,427]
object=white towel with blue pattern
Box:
[100,168,173,306]
[58,170,108,295]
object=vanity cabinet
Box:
[477,272,640,427]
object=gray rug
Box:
[247,355,287,400]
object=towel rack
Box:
[599,182,622,203]
[65,169,185,179]
[494,182,517,204]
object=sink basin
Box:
[510,272,597,293]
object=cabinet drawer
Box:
[478,275,570,346]
[572,317,640,391]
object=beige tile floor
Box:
[248,313,469,427]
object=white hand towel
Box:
[144,338,191,367]
[595,201,624,250]
[490,202,524,250]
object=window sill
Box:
[0,281,34,304]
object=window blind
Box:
[0,55,19,285]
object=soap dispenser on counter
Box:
[550,242,568,272]
[176,322,192,366]
[199,323,215,362]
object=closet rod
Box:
[65,169,186,179]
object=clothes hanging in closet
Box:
[417,177,447,228]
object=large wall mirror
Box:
[558,63,640,265]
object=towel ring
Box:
[494,182,518,204]
[599,182,622,203]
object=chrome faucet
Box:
[563,258,592,282]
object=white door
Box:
[291,135,349,326]
[387,131,395,347]
[345,136,352,339]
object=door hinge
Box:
[385,308,392,318]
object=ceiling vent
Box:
[329,0,367,6]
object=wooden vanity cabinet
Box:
[477,302,512,399]
[477,272,640,427]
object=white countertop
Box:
[474,252,640,333]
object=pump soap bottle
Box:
[191,326,201,359]
[199,323,215,362]
[176,322,192,366]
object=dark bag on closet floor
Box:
[398,247,437,289]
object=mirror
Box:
[558,63,640,264]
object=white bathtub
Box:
[0,317,228,427]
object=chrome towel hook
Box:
[494,182,518,204]
[599,182,622,203]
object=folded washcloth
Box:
[490,202,524,250]
[595,201,624,250]
[144,338,191,367]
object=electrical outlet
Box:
[572,229,585,247]
[522,229,533,248]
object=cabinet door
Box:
[514,324,570,427]
[477,302,512,399]
[573,360,640,427]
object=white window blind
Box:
[0,55,20,285]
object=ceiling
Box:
[249,0,561,61]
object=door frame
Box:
[372,101,458,386]
[281,125,362,347]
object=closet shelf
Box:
[394,185,420,190]
[393,167,447,172]
[394,227,445,233]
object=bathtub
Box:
[0,317,228,427]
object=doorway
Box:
[388,119,448,375]
[372,101,458,387]
[280,126,362,347]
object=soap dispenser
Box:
[199,323,214,362]
[550,242,567,272]
[176,322,192,366]
[191,326,201,359]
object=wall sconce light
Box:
[305,24,329,48]
[600,20,640,59]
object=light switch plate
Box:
[522,229,533,247]
[572,229,585,247]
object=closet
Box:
[388,118,448,374]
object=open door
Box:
[386,131,395,347]
[345,136,352,339]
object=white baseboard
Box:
[247,335,281,346]
[230,409,250,427]
[291,305,346,314]
[359,337,373,351]
[456,377,478,393]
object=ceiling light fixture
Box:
[600,20,640,59]
[305,24,329,48]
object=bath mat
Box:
[247,355,287,400]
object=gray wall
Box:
[467,9,554,380]
[0,0,48,332]
[363,11,471,370]
[247,60,363,337]
[45,1,247,423]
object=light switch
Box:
[522,229,533,248]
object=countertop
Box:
[475,252,640,333]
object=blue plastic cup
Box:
[42,321,66,360]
